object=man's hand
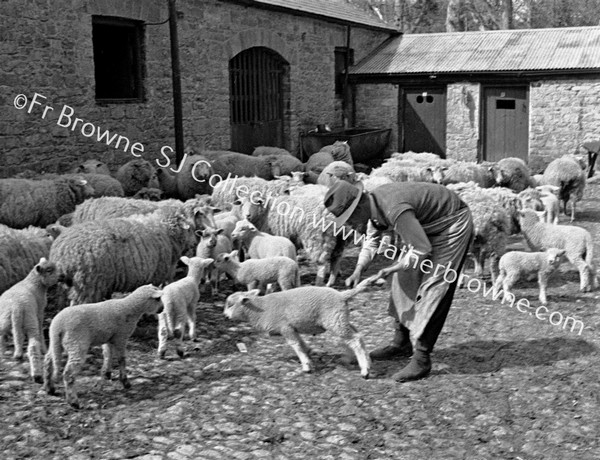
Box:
[345,270,362,288]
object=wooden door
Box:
[229,47,285,154]
[483,86,528,162]
[401,88,447,157]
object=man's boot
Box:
[391,340,432,382]
[370,322,413,361]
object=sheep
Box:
[430,162,495,188]
[223,278,372,377]
[115,159,160,196]
[535,185,560,225]
[0,225,54,294]
[210,176,290,210]
[369,159,437,183]
[168,154,214,200]
[49,207,198,306]
[213,200,243,239]
[215,250,300,293]
[390,151,443,162]
[132,187,163,201]
[490,157,535,193]
[238,190,345,286]
[541,155,587,222]
[303,150,335,183]
[317,161,356,188]
[42,284,164,408]
[263,154,304,176]
[158,256,214,359]
[0,258,58,383]
[494,248,565,305]
[518,209,597,292]
[252,146,293,157]
[359,174,394,192]
[318,141,353,166]
[231,219,297,261]
[11,171,123,198]
[71,159,111,176]
[195,227,233,294]
[0,177,94,229]
[202,151,281,181]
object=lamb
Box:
[196,227,233,294]
[49,207,198,306]
[535,185,560,225]
[71,159,111,176]
[490,157,536,193]
[541,155,587,222]
[42,284,164,408]
[115,159,160,196]
[494,248,565,305]
[158,256,214,359]
[0,176,94,228]
[213,200,243,239]
[223,278,372,377]
[518,209,597,292]
[231,219,297,261]
[0,258,58,383]
[215,250,300,293]
[0,225,54,294]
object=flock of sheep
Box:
[0,141,597,407]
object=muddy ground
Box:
[1,182,599,460]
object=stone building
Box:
[0,0,397,176]
[350,26,600,171]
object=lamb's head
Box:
[181,255,214,280]
[160,209,197,252]
[131,284,164,314]
[223,289,262,321]
[428,165,447,184]
[198,227,224,248]
[192,204,218,232]
[34,258,59,288]
[231,219,258,241]
[238,196,266,223]
[546,248,565,267]
[535,184,560,197]
[517,188,544,211]
[74,159,110,175]
[518,208,544,225]
[214,250,240,271]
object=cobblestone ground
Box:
[1,183,600,460]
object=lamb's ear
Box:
[210,206,221,213]
[151,289,163,299]
[233,199,241,206]
[194,229,203,237]
[204,257,215,266]
[216,228,224,235]
[39,257,47,264]
[180,256,190,265]
[230,249,239,259]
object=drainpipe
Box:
[342,25,351,128]
[168,0,185,166]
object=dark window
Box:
[496,99,516,110]
[92,16,144,102]
[335,47,354,96]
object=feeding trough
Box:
[300,127,391,164]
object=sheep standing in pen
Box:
[115,159,160,196]
[0,225,54,294]
[490,157,536,193]
[195,227,233,294]
[238,191,345,286]
[201,150,281,181]
[43,284,164,408]
[216,250,300,293]
[494,248,565,305]
[518,209,597,292]
[231,219,297,261]
[156,154,213,200]
[319,141,353,166]
[317,161,356,187]
[23,171,124,198]
[0,177,94,228]
[158,256,214,359]
[210,176,290,210]
[213,200,244,239]
[540,155,587,222]
[252,146,293,157]
[430,162,495,188]
[0,258,58,383]
[49,207,198,306]
[71,159,111,176]
[303,150,335,183]
[223,278,372,378]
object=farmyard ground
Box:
[1,182,599,460]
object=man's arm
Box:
[345,220,389,287]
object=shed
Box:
[349,26,600,170]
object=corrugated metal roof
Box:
[235,0,398,32]
[351,26,600,75]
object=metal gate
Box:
[229,47,285,154]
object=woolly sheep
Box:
[518,209,597,292]
[210,176,290,209]
[317,161,356,188]
[0,225,54,294]
[264,154,304,176]
[490,157,535,193]
[318,141,353,166]
[494,248,565,305]
[231,219,297,261]
[238,190,344,286]
[132,187,163,201]
[71,159,111,176]
[369,159,437,183]
[196,227,233,294]
[115,159,160,196]
[216,250,300,293]
[430,162,495,188]
[202,150,281,181]
[11,171,123,198]
[0,258,58,382]
[49,207,198,306]
[43,284,164,408]
[223,279,372,377]
[389,151,443,162]
[0,177,94,228]
[169,154,214,200]
[252,146,293,157]
[303,150,335,183]
[540,155,586,222]
[158,256,214,359]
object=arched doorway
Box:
[229,47,287,154]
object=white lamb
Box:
[213,201,244,239]
[518,209,597,292]
[231,219,297,261]
[494,248,565,305]
[195,227,233,294]
[158,256,214,359]
[535,185,560,225]
[43,284,164,408]
[0,258,58,383]
[223,279,372,378]
[215,250,300,293]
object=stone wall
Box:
[0,0,392,176]
[446,82,480,162]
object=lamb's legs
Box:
[24,314,43,383]
[343,334,371,379]
[101,344,113,380]
[11,312,25,360]
[538,272,549,305]
[63,352,85,408]
[157,313,169,359]
[187,305,197,342]
[501,272,519,303]
[43,352,56,395]
[571,257,592,292]
[282,327,313,373]
[114,346,131,390]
